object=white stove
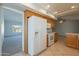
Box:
[48,33,55,46]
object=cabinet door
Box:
[54,33,59,42]
[66,34,77,48]
[77,38,79,49]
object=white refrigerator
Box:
[28,16,47,56]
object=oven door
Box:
[48,33,54,46]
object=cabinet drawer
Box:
[66,41,77,48]
[67,43,76,48]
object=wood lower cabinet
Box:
[77,36,79,49]
[54,32,59,42]
[66,33,79,49]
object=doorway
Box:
[2,8,23,56]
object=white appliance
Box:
[48,33,55,46]
[28,16,47,56]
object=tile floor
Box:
[39,39,79,56]
[12,52,28,56]
[13,38,79,56]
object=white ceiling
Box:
[23,3,79,20]
[1,3,26,22]
[30,3,79,15]
[37,3,79,15]
[3,3,26,12]
[2,3,79,21]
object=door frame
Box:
[2,6,24,55]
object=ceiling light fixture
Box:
[56,16,65,24]
[59,20,64,24]
[71,6,75,9]
[46,5,50,8]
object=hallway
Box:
[2,7,23,56]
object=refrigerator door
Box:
[28,16,47,56]
[39,19,47,52]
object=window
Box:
[12,25,22,33]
